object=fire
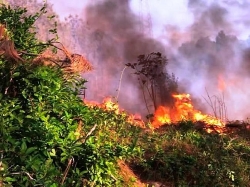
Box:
[218,75,226,91]
[152,93,225,133]
[83,97,145,128]
[151,106,171,128]
[84,94,225,133]
[84,97,121,114]
[101,97,120,114]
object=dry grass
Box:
[117,160,146,187]
[32,44,93,74]
[203,89,227,123]
[0,24,23,62]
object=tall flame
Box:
[152,93,225,133]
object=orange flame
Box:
[218,75,226,91]
[83,97,145,128]
[84,97,121,114]
[101,97,120,114]
[152,93,225,133]
[151,106,171,128]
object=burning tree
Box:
[126,52,178,114]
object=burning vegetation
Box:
[152,93,225,133]
[84,97,146,128]
[84,92,227,134]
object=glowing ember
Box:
[152,93,225,133]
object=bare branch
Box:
[73,124,98,144]
[115,66,127,101]
[60,157,74,185]
[11,172,35,180]
[203,88,228,123]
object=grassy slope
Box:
[125,121,250,187]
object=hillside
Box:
[0,3,250,187]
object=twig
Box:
[62,123,97,183]
[0,152,3,172]
[139,78,151,114]
[0,152,3,162]
[0,152,4,186]
[115,66,127,100]
[20,43,72,68]
[150,83,157,110]
[73,124,97,144]
[60,157,74,186]
[110,173,117,181]
[22,41,70,58]
[203,88,228,123]
[145,79,153,101]
[11,172,35,180]
[22,42,52,51]
[19,50,39,56]
[4,68,15,95]
[222,93,228,122]
[203,88,217,117]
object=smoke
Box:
[82,0,250,120]
[190,4,232,38]
[83,0,169,115]
[166,1,250,120]
[7,0,250,120]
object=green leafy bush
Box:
[0,4,140,186]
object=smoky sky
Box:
[84,0,167,115]
[82,0,250,120]
[188,2,232,38]
[167,1,250,120]
[85,0,165,61]
[7,0,250,120]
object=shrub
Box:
[0,4,140,186]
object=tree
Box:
[126,52,178,115]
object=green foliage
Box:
[0,4,38,52]
[0,3,57,57]
[0,4,140,186]
[130,121,250,186]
